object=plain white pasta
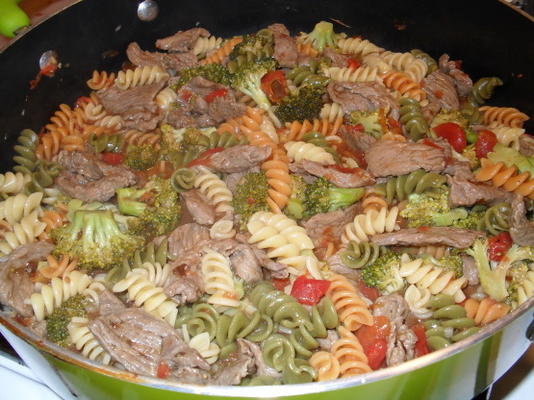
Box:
[260,114,279,143]
[0,192,43,225]
[93,115,123,130]
[0,172,30,195]
[341,207,400,244]
[41,188,62,206]
[30,270,95,321]
[0,211,46,256]
[488,123,524,150]
[193,166,234,215]
[141,261,171,287]
[193,36,223,57]
[399,254,467,303]
[323,66,382,83]
[320,102,344,123]
[284,141,335,165]
[209,219,236,240]
[68,317,111,365]
[81,101,107,122]
[156,87,178,109]
[337,37,383,57]
[181,327,220,364]
[112,268,178,326]
[115,65,169,90]
[380,51,428,83]
[404,284,432,319]
[361,53,392,74]
[201,249,240,308]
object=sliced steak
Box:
[127,42,198,72]
[443,160,474,181]
[297,160,375,187]
[365,140,446,177]
[510,196,534,246]
[224,171,247,194]
[270,29,297,68]
[235,233,289,279]
[267,23,290,36]
[55,151,136,202]
[181,189,216,226]
[164,259,205,305]
[323,47,351,68]
[422,71,459,111]
[97,289,126,316]
[326,248,362,282]
[302,204,360,248]
[89,308,209,378]
[519,134,534,157]
[447,175,513,207]
[210,339,255,385]
[0,242,53,317]
[228,244,263,282]
[155,28,210,52]
[371,227,484,248]
[339,125,377,153]
[240,339,281,378]
[438,54,473,97]
[208,94,247,122]
[327,81,399,119]
[165,104,197,129]
[207,145,271,173]
[168,223,211,259]
[461,255,479,286]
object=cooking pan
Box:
[0,0,533,399]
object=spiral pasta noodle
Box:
[121,129,161,148]
[399,254,467,303]
[0,192,42,225]
[380,51,428,83]
[373,170,446,204]
[475,158,534,199]
[479,106,529,128]
[0,211,47,256]
[209,219,236,240]
[337,37,383,57]
[341,206,400,244]
[193,166,234,214]
[155,87,178,109]
[339,241,384,269]
[361,191,388,213]
[399,97,429,141]
[489,125,524,150]
[279,119,341,143]
[464,297,510,326]
[468,77,503,107]
[201,37,243,65]
[309,351,340,381]
[296,40,319,57]
[40,209,67,238]
[410,49,438,74]
[68,317,111,365]
[331,326,372,377]
[284,141,335,165]
[0,172,30,196]
[86,70,116,90]
[112,268,178,326]
[13,129,39,175]
[182,329,220,364]
[215,309,274,351]
[327,274,373,331]
[170,167,196,192]
[115,65,169,90]
[262,147,292,213]
[201,249,240,308]
[192,36,223,58]
[416,246,450,259]
[381,71,426,101]
[403,284,432,319]
[323,66,382,83]
[37,254,77,281]
[477,202,511,234]
[512,268,534,308]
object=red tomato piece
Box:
[290,275,331,305]
[272,277,291,291]
[475,129,498,159]
[180,89,193,101]
[157,362,170,379]
[364,338,388,370]
[357,280,380,302]
[433,122,467,153]
[412,324,430,357]
[186,147,225,167]
[347,58,361,70]
[205,88,228,103]
[101,152,124,165]
[488,232,513,262]
[260,70,288,103]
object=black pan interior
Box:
[0,0,533,170]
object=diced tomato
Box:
[357,280,380,302]
[475,129,498,159]
[357,316,390,370]
[290,275,331,305]
[417,226,431,232]
[75,96,91,108]
[365,338,388,370]
[488,232,513,262]
[387,117,403,136]
[412,324,430,357]
[272,277,291,291]
[260,70,288,103]
[205,88,228,103]
[180,89,193,101]
[347,58,361,70]
[433,122,467,153]
[157,362,170,379]
[186,147,225,167]
[343,124,364,133]
[433,90,444,99]
[101,152,124,165]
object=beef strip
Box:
[438,54,473,97]
[461,255,479,286]
[224,171,247,194]
[235,233,289,279]
[296,160,375,187]
[301,204,360,248]
[422,71,459,112]
[55,151,136,202]
[127,42,198,72]
[155,28,210,52]
[447,175,513,207]
[510,195,534,246]
[443,159,474,181]
[0,242,53,317]
[89,308,209,379]
[365,140,446,177]
[317,329,340,352]
[165,104,197,129]
[267,24,297,68]
[228,244,263,282]
[207,145,271,173]
[181,189,216,226]
[519,134,534,157]
[210,338,256,385]
[339,125,377,153]
[326,247,362,282]
[323,47,351,68]
[96,290,126,316]
[168,223,211,259]
[373,294,417,367]
[371,227,484,248]
[240,339,281,378]
[327,81,399,119]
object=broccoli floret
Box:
[348,110,385,139]
[467,241,533,302]
[274,86,325,123]
[427,254,464,278]
[124,144,159,171]
[46,294,88,346]
[431,207,469,226]
[301,21,338,52]
[52,209,144,271]
[303,177,364,217]
[175,63,233,88]
[285,175,307,220]
[232,172,269,229]
[487,143,534,176]
[461,144,480,169]
[430,110,469,130]
[122,178,181,238]
[506,261,533,307]
[362,251,404,294]
[231,59,277,112]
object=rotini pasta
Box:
[0,172,30,196]
[201,249,240,308]
[155,87,178,109]
[0,192,42,225]
[331,326,371,377]
[475,158,534,199]
[115,65,169,90]
[87,70,116,90]
[337,37,383,57]
[479,106,529,128]
[68,317,111,365]
[327,274,373,331]
[403,284,432,319]
[284,141,335,165]
[381,71,426,101]
[37,254,77,281]
[380,51,428,83]
[200,37,243,65]
[341,207,400,244]
[373,170,446,204]
[193,166,234,214]
[0,211,46,256]
[464,297,510,326]
[192,35,223,58]
[209,219,236,240]
[323,66,382,83]
[489,124,524,150]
